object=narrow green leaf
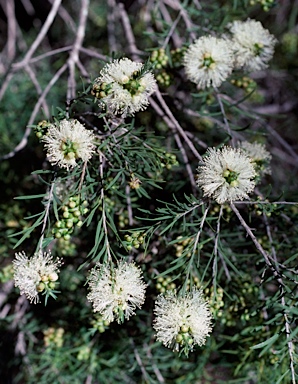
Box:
[250,333,279,350]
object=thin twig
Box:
[12,0,62,70]
[25,65,50,117]
[149,95,199,192]
[145,343,165,383]
[99,152,112,262]
[131,341,150,382]
[183,204,209,293]
[78,161,88,192]
[213,206,231,281]
[214,89,234,145]
[38,178,56,252]
[230,202,285,287]
[1,62,68,160]
[66,0,89,102]
[118,2,144,60]
[154,89,202,160]
[263,213,296,384]
[3,0,17,63]
[107,0,119,54]
[125,185,134,226]
[159,1,182,48]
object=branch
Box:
[66,0,89,102]
[12,0,62,71]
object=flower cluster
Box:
[153,289,213,355]
[183,36,234,89]
[183,19,276,89]
[42,119,96,170]
[239,141,272,179]
[196,146,256,204]
[92,58,157,116]
[87,261,147,324]
[228,19,277,72]
[13,251,62,304]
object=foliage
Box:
[0,0,298,383]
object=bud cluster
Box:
[221,280,259,326]
[174,236,194,258]
[185,276,200,291]
[124,231,145,251]
[36,271,59,293]
[91,82,113,100]
[160,153,179,170]
[156,275,176,294]
[99,197,115,213]
[43,327,64,348]
[170,47,186,67]
[0,263,14,283]
[231,76,256,94]
[52,196,88,240]
[77,345,91,361]
[155,71,172,87]
[56,237,77,257]
[150,48,172,87]
[254,198,278,217]
[90,314,110,333]
[249,0,275,12]
[34,120,51,139]
[282,32,298,57]
[175,325,195,353]
[118,211,129,229]
[209,204,232,221]
[150,48,168,69]
[204,285,224,318]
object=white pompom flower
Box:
[13,251,62,304]
[239,141,272,180]
[87,261,147,324]
[183,36,234,89]
[92,58,157,117]
[153,289,213,355]
[42,119,96,170]
[196,146,256,204]
[228,19,277,72]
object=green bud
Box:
[176,334,183,343]
[73,210,81,217]
[49,282,56,289]
[37,282,45,292]
[69,201,76,209]
[181,325,189,333]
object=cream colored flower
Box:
[239,141,271,179]
[87,261,147,324]
[196,146,256,204]
[228,19,277,71]
[92,58,157,116]
[153,289,213,355]
[42,119,95,170]
[13,251,62,304]
[183,36,234,89]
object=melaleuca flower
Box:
[13,251,62,304]
[92,58,157,116]
[153,289,213,355]
[228,19,277,72]
[87,261,147,324]
[183,36,234,89]
[196,146,256,204]
[239,141,272,180]
[42,119,96,170]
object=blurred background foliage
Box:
[0,0,298,383]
